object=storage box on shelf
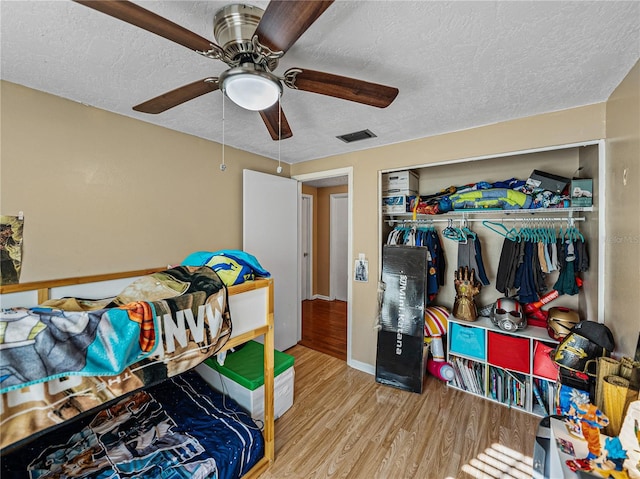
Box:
[382,170,419,195]
[381,170,419,214]
[447,316,559,417]
[382,195,413,214]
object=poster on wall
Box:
[1,215,24,285]
[354,257,369,282]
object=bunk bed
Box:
[0,267,275,479]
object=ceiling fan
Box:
[73,0,399,140]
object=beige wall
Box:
[4,76,635,365]
[292,103,608,366]
[605,61,640,358]
[0,81,288,282]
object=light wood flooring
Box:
[260,345,539,479]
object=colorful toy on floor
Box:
[424,305,454,382]
[426,358,455,382]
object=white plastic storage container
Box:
[195,340,295,421]
[196,364,294,421]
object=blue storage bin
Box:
[449,322,486,360]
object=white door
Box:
[243,170,298,351]
[330,194,348,301]
[301,195,312,300]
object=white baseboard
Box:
[347,358,375,376]
[312,294,332,301]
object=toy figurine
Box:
[452,266,481,322]
[567,395,610,459]
[591,437,630,479]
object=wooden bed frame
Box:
[0,268,275,478]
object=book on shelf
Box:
[548,382,556,415]
[451,359,464,389]
[532,380,546,412]
[533,378,557,416]
[461,358,478,394]
[451,356,484,395]
[489,366,527,408]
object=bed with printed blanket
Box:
[1,370,264,479]
[0,265,268,478]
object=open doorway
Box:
[296,172,350,361]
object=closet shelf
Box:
[384,206,593,220]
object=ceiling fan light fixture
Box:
[220,66,282,111]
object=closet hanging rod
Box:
[387,216,586,225]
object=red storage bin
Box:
[533,340,559,380]
[487,331,530,373]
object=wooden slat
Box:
[227,277,272,295]
[263,285,275,462]
[0,267,165,294]
[223,326,270,352]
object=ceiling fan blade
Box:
[254,0,334,54]
[284,68,399,108]
[259,103,293,140]
[73,0,215,53]
[133,78,219,114]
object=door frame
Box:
[301,194,313,301]
[292,167,354,365]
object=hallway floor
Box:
[300,299,347,361]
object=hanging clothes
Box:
[514,241,544,304]
[574,238,589,272]
[554,238,578,295]
[495,236,523,295]
[386,225,446,301]
[489,220,588,302]
[554,235,589,295]
[457,234,490,286]
[496,236,547,303]
[424,228,446,300]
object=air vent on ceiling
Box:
[336,129,377,143]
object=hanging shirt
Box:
[458,236,490,286]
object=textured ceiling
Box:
[2,1,639,165]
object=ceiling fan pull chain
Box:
[220,94,226,172]
[277,97,282,174]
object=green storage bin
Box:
[203,340,294,391]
